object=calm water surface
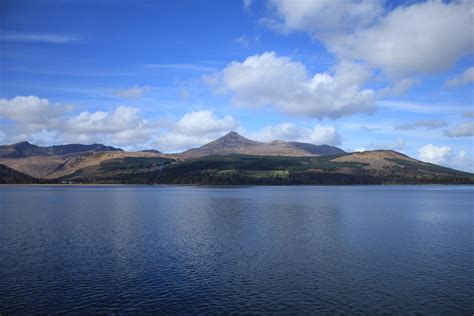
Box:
[0,185,473,314]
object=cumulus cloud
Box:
[117,85,152,99]
[267,0,474,78]
[418,144,473,172]
[444,67,474,87]
[155,110,240,152]
[175,110,238,136]
[0,96,62,126]
[452,150,474,173]
[213,51,375,118]
[394,120,447,130]
[444,122,474,137]
[418,144,452,165]
[63,106,159,147]
[249,123,341,145]
[66,106,142,134]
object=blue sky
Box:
[0,0,473,171]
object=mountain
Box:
[181,131,346,157]
[0,141,123,158]
[0,134,472,185]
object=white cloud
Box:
[30,129,59,146]
[0,96,63,132]
[155,110,240,152]
[418,144,474,172]
[243,0,252,9]
[267,0,383,35]
[444,122,474,137]
[452,150,474,173]
[249,123,341,145]
[67,106,143,134]
[308,125,341,145]
[250,123,305,142]
[267,1,474,77]
[63,106,159,147]
[418,144,452,164]
[109,127,157,147]
[444,67,474,87]
[214,51,375,118]
[0,96,61,125]
[394,120,447,130]
[175,110,239,136]
[117,85,152,99]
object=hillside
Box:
[0,151,167,179]
[0,141,122,158]
[59,151,473,185]
[0,164,38,184]
[0,134,472,185]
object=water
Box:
[0,185,473,314]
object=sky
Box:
[0,0,473,172]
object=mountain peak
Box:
[14,141,34,147]
[221,131,245,139]
[181,131,260,157]
[213,131,259,146]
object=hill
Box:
[0,134,472,185]
[0,141,122,158]
[59,151,473,185]
[0,151,167,179]
[0,164,38,184]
